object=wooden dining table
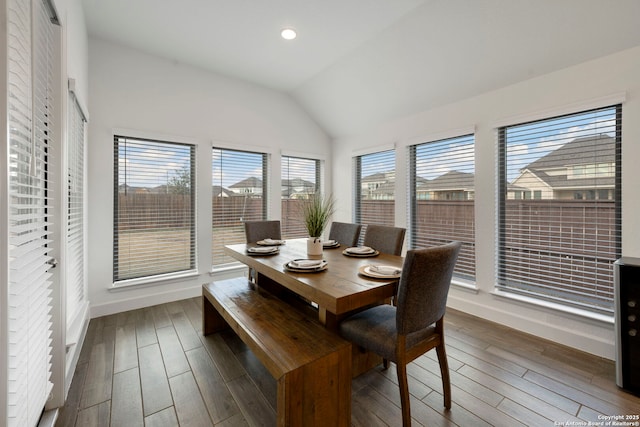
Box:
[224,238,403,329]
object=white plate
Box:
[323,240,340,248]
[256,239,285,246]
[247,247,279,255]
[343,247,379,257]
[284,259,328,273]
[358,265,401,279]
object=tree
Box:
[167,167,191,195]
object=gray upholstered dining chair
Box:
[339,241,462,427]
[362,224,406,255]
[243,220,281,283]
[328,221,362,247]
[244,220,281,243]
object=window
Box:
[66,90,87,326]
[212,148,268,266]
[497,105,621,314]
[281,156,320,238]
[410,134,476,282]
[113,136,196,282]
[354,149,395,237]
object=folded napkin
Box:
[289,259,325,269]
[369,265,401,276]
[248,246,277,253]
[322,239,337,245]
[262,238,284,244]
[346,246,374,254]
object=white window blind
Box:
[113,136,196,282]
[354,149,396,240]
[497,105,621,314]
[212,148,268,266]
[281,156,320,239]
[6,0,57,424]
[66,91,86,325]
[410,134,476,282]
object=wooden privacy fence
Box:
[117,194,266,230]
[500,199,617,308]
[118,195,617,306]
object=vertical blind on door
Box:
[409,134,476,282]
[497,105,621,314]
[66,91,86,326]
[212,148,268,266]
[6,0,58,425]
[353,149,396,241]
[281,156,320,239]
[113,136,196,282]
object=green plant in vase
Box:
[303,193,335,256]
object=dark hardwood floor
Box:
[55,297,640,426]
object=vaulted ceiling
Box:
[82,0,640,137]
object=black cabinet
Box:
[614,257,640,395]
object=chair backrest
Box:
[244,220,281,243]
[396,241,461,335]
[328,222,362,247]
[362,225,406,256]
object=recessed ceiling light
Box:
[281,28,297,40]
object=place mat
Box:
[246,246,279,256]
[358,264,402,279]
[284,259,328,273]
[343,247,379,258]
[256,239,286,246]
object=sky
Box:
[117,106,617,189]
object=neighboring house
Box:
[361,171,395,199]
[149,185,169,194]
[229,177,264,195]
[282,178,316,199]
[213,185,235,197]
[417,171,475,200]
[118,183,149,194]
[509,134,615,200]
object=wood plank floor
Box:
[55,297,640,426]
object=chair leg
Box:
[383,359,389,369]
[436,342,452,409]
[396,361,412,427]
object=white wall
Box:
[61,0,89,108]
[86,38,331,317]
[332,45,640,359]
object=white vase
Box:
[307,237,323,256]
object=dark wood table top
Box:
[224,238,403,321]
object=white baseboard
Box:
[447,293,615,360]
[90,284,203,318]
[89,268,246,318]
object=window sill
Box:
[210,262,246,275]
[491,288,614,324]
[110,269,199,291]
[452,278,478,293]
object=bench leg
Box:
[276,345,351,427]
[202,294,229,335]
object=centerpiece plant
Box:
[303,193,335,255]
[303,193,335,237]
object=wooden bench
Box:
[202,277,352,426]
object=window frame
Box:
[408,133,476,285]
[113,135,197,285]
[353,149,396,235]
[496,104,622,315]
[281,155,321,239]
[211,146,269,268]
